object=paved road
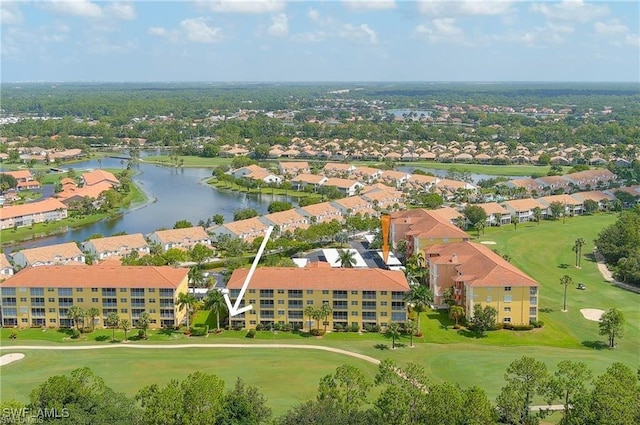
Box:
[594,249,640,293]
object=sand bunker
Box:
[580,309,605,321]
[0,353,25,366]
[480,241,497,245]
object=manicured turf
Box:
[142,155,233,167]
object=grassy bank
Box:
[142,155,233,168]
[208,178,314,199]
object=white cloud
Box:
[339,23,378,44]
[267,13,288,37]
[342,0,396,11]
[180,17,223,43]
[530,0,609,23]
[509,22,575,48]
[105,3,136,20]
[200,0,285,14]
[86,37,137,55]
[44,0,104,18]
[148,27,167,36]
[594,20,629,35]
[418,0,514,16]
[415,18,465,43]
[292,31,327,43]
[626,34,639,47]
[307,7,332,26]
[1,2,23,25]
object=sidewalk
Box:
[593,250,640,294]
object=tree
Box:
[68,305,85,331]
[336,249,356,268]
[599,307,624,348]
[469,304,496,337]
[0,173,18,190]
[30,367,139,425]
[120,318,131,341]
[189,243,213,266]
[320,303,333,333]
[176,292,198,330]
[474,220,485,237]
[512,215,519,231]
[583,199,599,214]
[203,290,227,331]
[137,311,150,339]
[404,284,433,330]
[86,307,100,331]
[267,201,292,213]
[188,266,206,294]
[462,386,498,425]
[572,237,585,268]
[317,364,371,413]
[404,319,417,348]
[463,205,487,229]
[584,362,640,425]
[233,208,259,221]
[106,312,120,342]
[549,201,565,221]
[560,274,573,312]
[385,322,401,349]
[532,206,542,224]
[212,214,224,225]
[222,378,272,425]
[173,219,193,229]
[442,287,455,309]
[547,360,592,425]
[449,305,465,327]
[304,305,315,333]
[496,356,550,425]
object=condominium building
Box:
[425,241,539,325]
[0,265,189,328]
[226,265,410,330]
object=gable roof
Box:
[13,242,84,264]
[83,233,148,253]
[1,198,68,220]
[150,227,209,245]
[83,169,119,187]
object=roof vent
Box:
[450,253,458,263]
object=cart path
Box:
[0,344,380,365]
[594,250,640,293]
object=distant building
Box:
[0,199,68,230]
[147,227,211,252]
[82,233,150,261]
[11,242,86,268]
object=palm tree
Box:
[405,319,418,348]
[304,305,315,333]
[512,215,519,231]
[137,311,150,339]
[203,290,227,331]
[312,308,324,331]
[335,249,356,268]
[188,266,206,294]
[404,285,433,330]
[533,207,542,225]
[321,303,333,333]
[449,305,465,327]
[386,322,401,349]
[176,292,198,330]
[86,307,100,331]
[68,305,85,331]
[106,312,119,342]
[474,221,485,237]
[120,318,131,341]
[573,238,585,268]
[560,275,573,312]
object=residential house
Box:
[434,179,478,200]
[210,217,269,243]
[226,266,410,330]
[379,170,412,188]
[570,191,615,210]
[278,161,310,177]
[360,184,405,211]
[82,233,150,261]
[297,202,343,225]
[0,199,68,230]
[535,175,573,194]
[11,242,86,268]
[55,181,115,207]
[331,196,376,217]
[82,170,119,187]
[219,147,250,157]
[2,170,33,183]
[291,174,328,191]
[476,202,511,226]
[502,178,544,196]
[323,163,355,176]
[352,166,383,184]
[565,169,617,191]
[147,227,211,252]
[537,194,584,216]
[502,198,546,222]
[425,241,539,325]
[0,254,14,278]
[259,209,310,236]
[0,265,189,328]
[407,174,438,191]
[323,178,365,197]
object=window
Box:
[260,290,274,298]
[250,320,257,325]
[380,301,387,306]
[486,296,492,302]
[351,311,359,316]
[148,288,155,293]
[159,289,173,297]
[503,317,511,323]
[288,311,303,319]
[351,300,358,306]
[47,288,54,292]
[77,288,83,292]
[249,289,256,294]
[49,308,56,313]
[120,298,128,303]
[76,298,83,303]
[362,301,376,310]
[306,300,313,305]
[120,288,127,293]
[0,288,16,296]
[504,295,512,303]
[529,287,537,295]
[277,310,285,316]
[381,291,387,295]
[288,290,303,298]
[277,289,284,294]
[504,307,511,312]
[92,298,98,303]
[530,297,537,306]
[149,298,156,303]
[20,297,27,303]
[381,312,387,317]
[322,290,329,295]
[92,288,98,292]
[362,312,376,320]
[30,288,44,296]
[49,318,57,323]
[529,307,537,316]
[48,298,55,303]
[288,300,303,309]
[131,288,145,297]
[58,288,72,296]
[362,291,376,299]
[149,309,156,314]
[504,287,512,292]
[102,288,116,297]
[306,290,314,295]
[351,290,358,295]
[121,309,128,313]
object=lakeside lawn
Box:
[142,155,233,167]
[208,178,314,199]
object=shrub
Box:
[290,322,302,332]
[273,323,282,332]
[138,329,145,339]
[310,329,325,337]
[71,328,81,339]
[233,324,243,331]
[529,320,544,328]
[364,324,381,333]
[190,326,208,336]
[246,329,256,338]
[512,324,534,331]
[348,324,360,333]
[334,323,344,332]
[9,330,18,339]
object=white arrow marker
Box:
[224,225,274,317]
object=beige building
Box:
[11,242,86,268]
[0,265,189,328]
[82,233,150,260]
[147,227,211,252]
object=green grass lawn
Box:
[142,155,233,168]
[208,178,314,199]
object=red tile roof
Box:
[1,198,68,220]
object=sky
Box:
[1,0,639,82]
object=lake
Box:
[10,157,294,250]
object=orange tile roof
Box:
[427,241,539,288]
[571,191,614,202]
[227,267,410,291]
[14,242,84,264]
[279,161,309,170]
[332,196,371,209]
[56,181,114,200]
[0,198,68,220]
[262,209,308,226]
[476,202,509,216]
[0,253,12,270]
[2,265,188,289]
[84,233,148,253]
[83,170,119,187]
[324,178,362,189]
[392,208,468,240]
[2,170,32,180]
[292,173,326,184]
[222,217,268,236]
[323,163,353,172]
[538,194,582,206]
[150,227,210,245]
[428,206,463,222]
[502,198,545,211]
[299,202,341,217]
[16,180,41,188]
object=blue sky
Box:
[1,1,638,82]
